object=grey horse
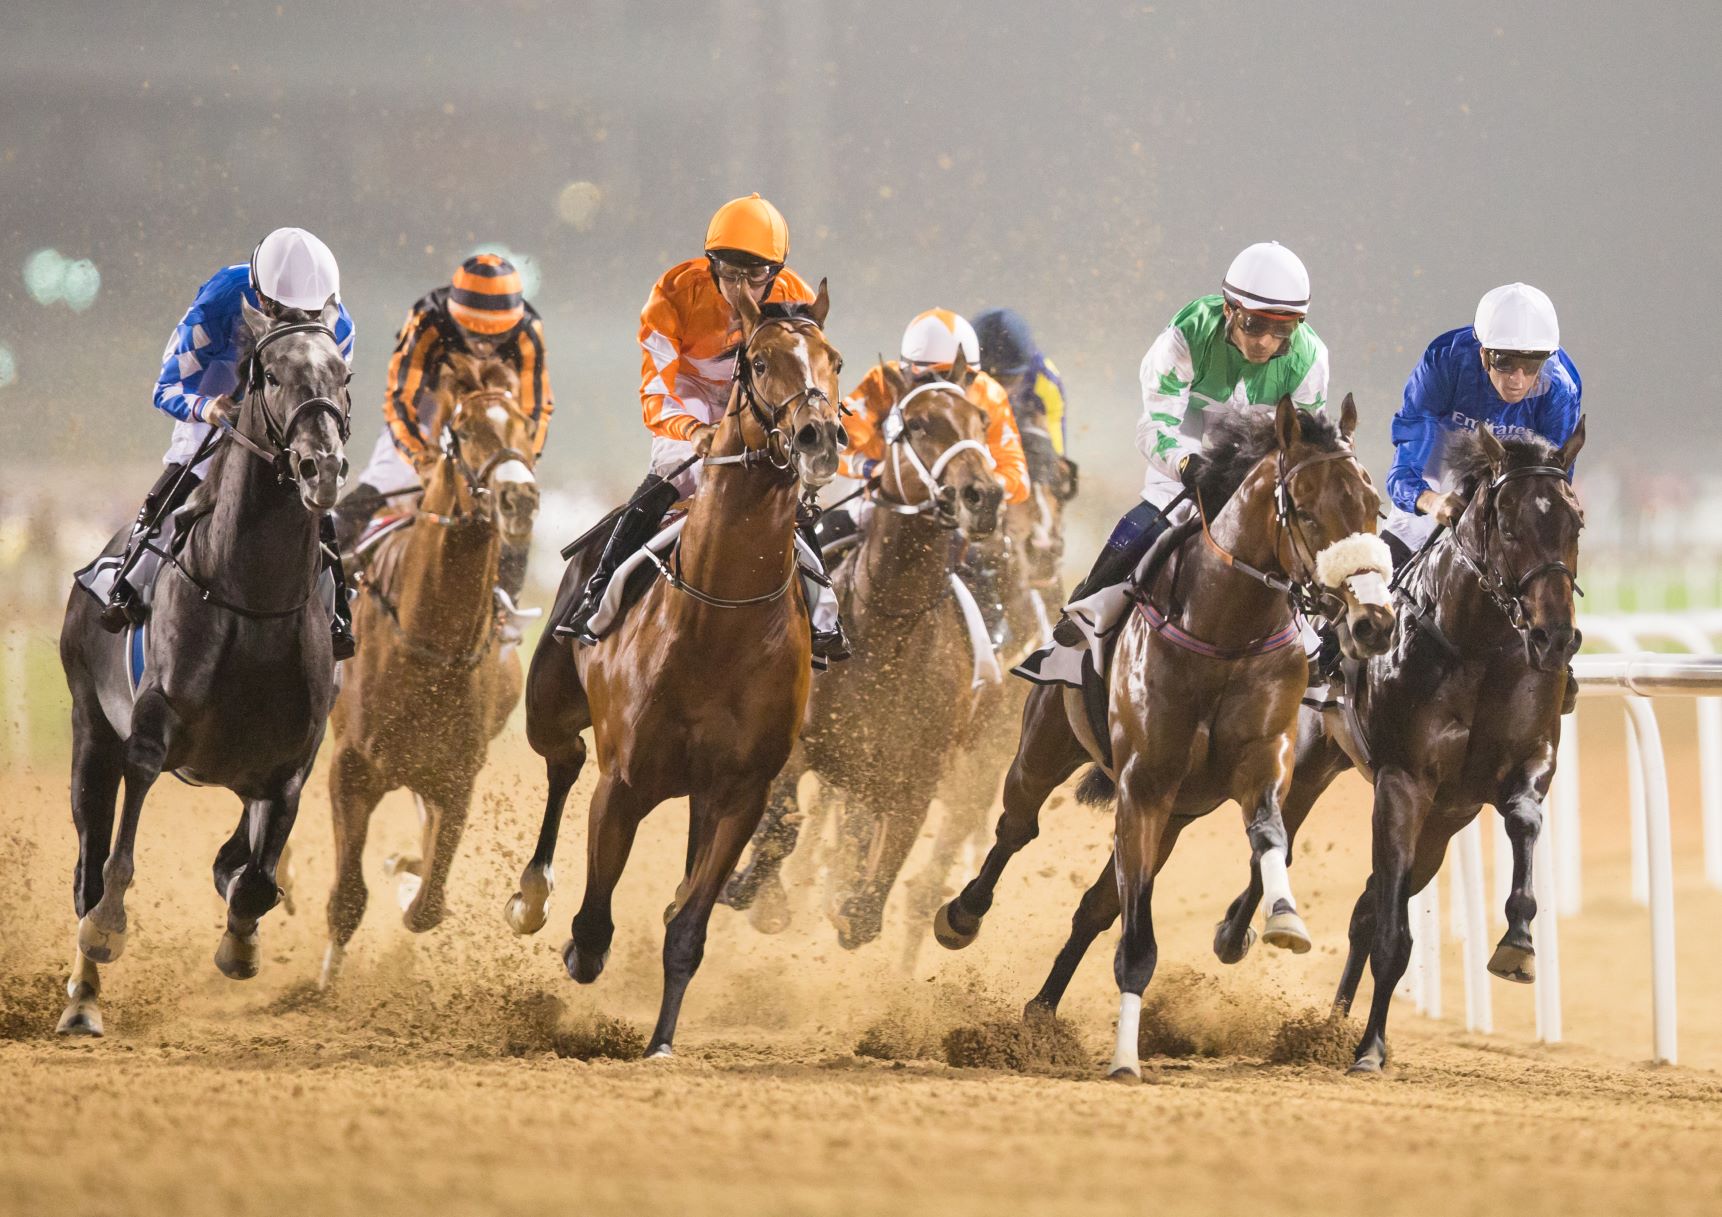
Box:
[55,299,350,1036]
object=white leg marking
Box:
[1110,991,1143,1077]
[1259,846,1296,913]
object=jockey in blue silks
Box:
[1383,282,1581,562]
[100,226,358,657]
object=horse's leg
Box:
[1333,874,1378,1016]
[1488,757,1555,983]
[402,775,476,934]
[935,682,1088,948]
[79,690,178,964]
[505,736,586,935]
[1350,767,1435,1073]
[898,789,990,973]
[647,786,766,1057]
[320,747,386,988]
[58,697,124,1036]
[562,771,650,984]
[720,765,802,935]
[1107,755,1175,1082]
[214,769,305,980]
[832,771,938,951]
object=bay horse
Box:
[56,300,350,1035]
[319,354,540,987]
[504,280,847,1056]
[934,397,1397,1079]
[1214,420,1586,1072]
[719,355,1005,948]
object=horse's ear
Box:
[949,345,969,385]
[720,274,760,337]
[1274,394,1302,450]
[880,359,911,400]
[1339,392,1358,440]
[241,296,272,340]
[1557,415,1586,470]
[320,295,340,331]
[808,277,830,327]
[1476,421,1507,473]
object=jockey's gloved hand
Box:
[1417,488,1466,527]
[691,423,718,457]
[200,395,237,428]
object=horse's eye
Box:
[753,356,767,375]
[344,371,354,386]
[833,358,844,375]
[265,370,279,387]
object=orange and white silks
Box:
[840,363,1030,504]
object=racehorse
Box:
[719,355,1005,948]
[56,300,350,1035]
[934,397,1397,1079]
[320,355,540,987]
[504,280,847,1057]
[1213,420,1585,1073]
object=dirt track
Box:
[4,700,1722,1217]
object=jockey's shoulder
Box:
[183,263,254,320]
[969,370,1011,409]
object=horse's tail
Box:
[1074,766,1116,807]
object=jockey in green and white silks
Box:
[1049,242,1329,647]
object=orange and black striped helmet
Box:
[449,253,526,336]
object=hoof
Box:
[1348,1046,1386,1076]
[1107,1066,1143,1084]
[1023,997,1060,1021]
[318,942,343,992]
[1213,920,1257,965]
[1487,941,1536,984]
[77,913,127,964]
[747,882,792,935]
[402,897,445,935]
[1262,903,1312,954]
[214,930,261,980]
[56,1002,104,1037]
[646,1043,674,1060]
[562,938,609,985]
[388,861,424,915]
[506,867,553,936]
[932,900,980,951]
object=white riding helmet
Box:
[1474,282,1559,352]
[900,308,980,369]
[1221,241,1311,315]
[252,227,341,312]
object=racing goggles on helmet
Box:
[708,251,778,288]
[1484,350,1552,376]
[1233,309,1302,341]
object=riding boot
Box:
[554,475,680,642]
[100,463,195,633]
[332,481,387,556]
[321,514,357,661]
[1050,500,1166,648]
[799,520,850,662]
[493,538,539,646]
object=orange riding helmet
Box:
[705,193,790,266]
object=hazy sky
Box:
[4,0,1717,503]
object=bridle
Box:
[877,379,996,521]
[419,388,536,528]
[1451,464,1583,632]
[223,321,352,484]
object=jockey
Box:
[100,227,358,657]
[332,253,554,643]
[1051,241,1328,646]
[556,194,848,658]
[1384,282,1581,562]
[972,307,1069,457]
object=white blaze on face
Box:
[492,459,534,488]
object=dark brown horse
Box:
[935,397,1396,1079]
[505,281,846,1056]
[320,356,540,986]
[1214,421,1586,1072]
[720,355,1005,948]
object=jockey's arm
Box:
[974,373,1030,504]
[1387,339,1458,515]
[382,307,440,466]
[837,367,890,481]
[1033,359,1068,456]
[519,316,554,456]
[1135,325,1201,481]
[153,300,232,425]
[638,281,706,443]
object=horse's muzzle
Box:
[295,452,344,512]
[792,418,845,488]
[1525,623,1579,672]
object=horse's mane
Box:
[1186,406,1344,509]
[1446,429,1562,496]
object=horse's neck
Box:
[396,465,498,640]
[855,506,952,613]
[1420,536,1516,655]
[196,445,318,599]
[1175,474,1290,631]
[676,464,799,609]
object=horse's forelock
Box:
[1192,406,1345,509]
[1447,429,1561,497]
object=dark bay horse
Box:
[56,300,350,1034]
[320,355,540,987]
[505,280,847,1056]
[720,355,1005,948]
[1214,421,1586,1073]
[935,397,1397,1079]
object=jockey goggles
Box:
[1484,350,1551,376]
[709,254,778,288]
[1234,310,1303,341]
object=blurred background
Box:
[4,0,1722,663]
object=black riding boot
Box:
[321,514,357,661]
[494,538,535,646]
[1050,500,1166,647]
[100,463,197,633]
[332,481,387,556]
[800,520,849,662]
[554,475,680,642]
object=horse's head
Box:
[241,297,351,511]
[876,352,1004,536]
[1452,418,1586,671]
[433,352,540,545]
[1268,394,1394,658]
[1008,423,1076,587]
[721,276,847,487]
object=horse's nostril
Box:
[834,425,850,450]
[961,485,982,506]
[796,423,820,450]
[298,457,318,482]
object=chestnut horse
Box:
[1213,421,1585,1072]
[506,281,846,1056]
[936,397,1397,1079]
[720,355,1005,948]
[320,356,540,986]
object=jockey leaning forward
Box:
[332,253,554,644]
[100,226,358,657]
[972,307,1070,458]
[554,193,848,659]
[1051,240,1328,646]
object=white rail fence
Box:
[1398,630,1722,1066]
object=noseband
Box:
[423,389,535,528]
[703,317,836,475]
[1454,464,1583,632]
[224,321,352,483]
[878,380,996,519]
